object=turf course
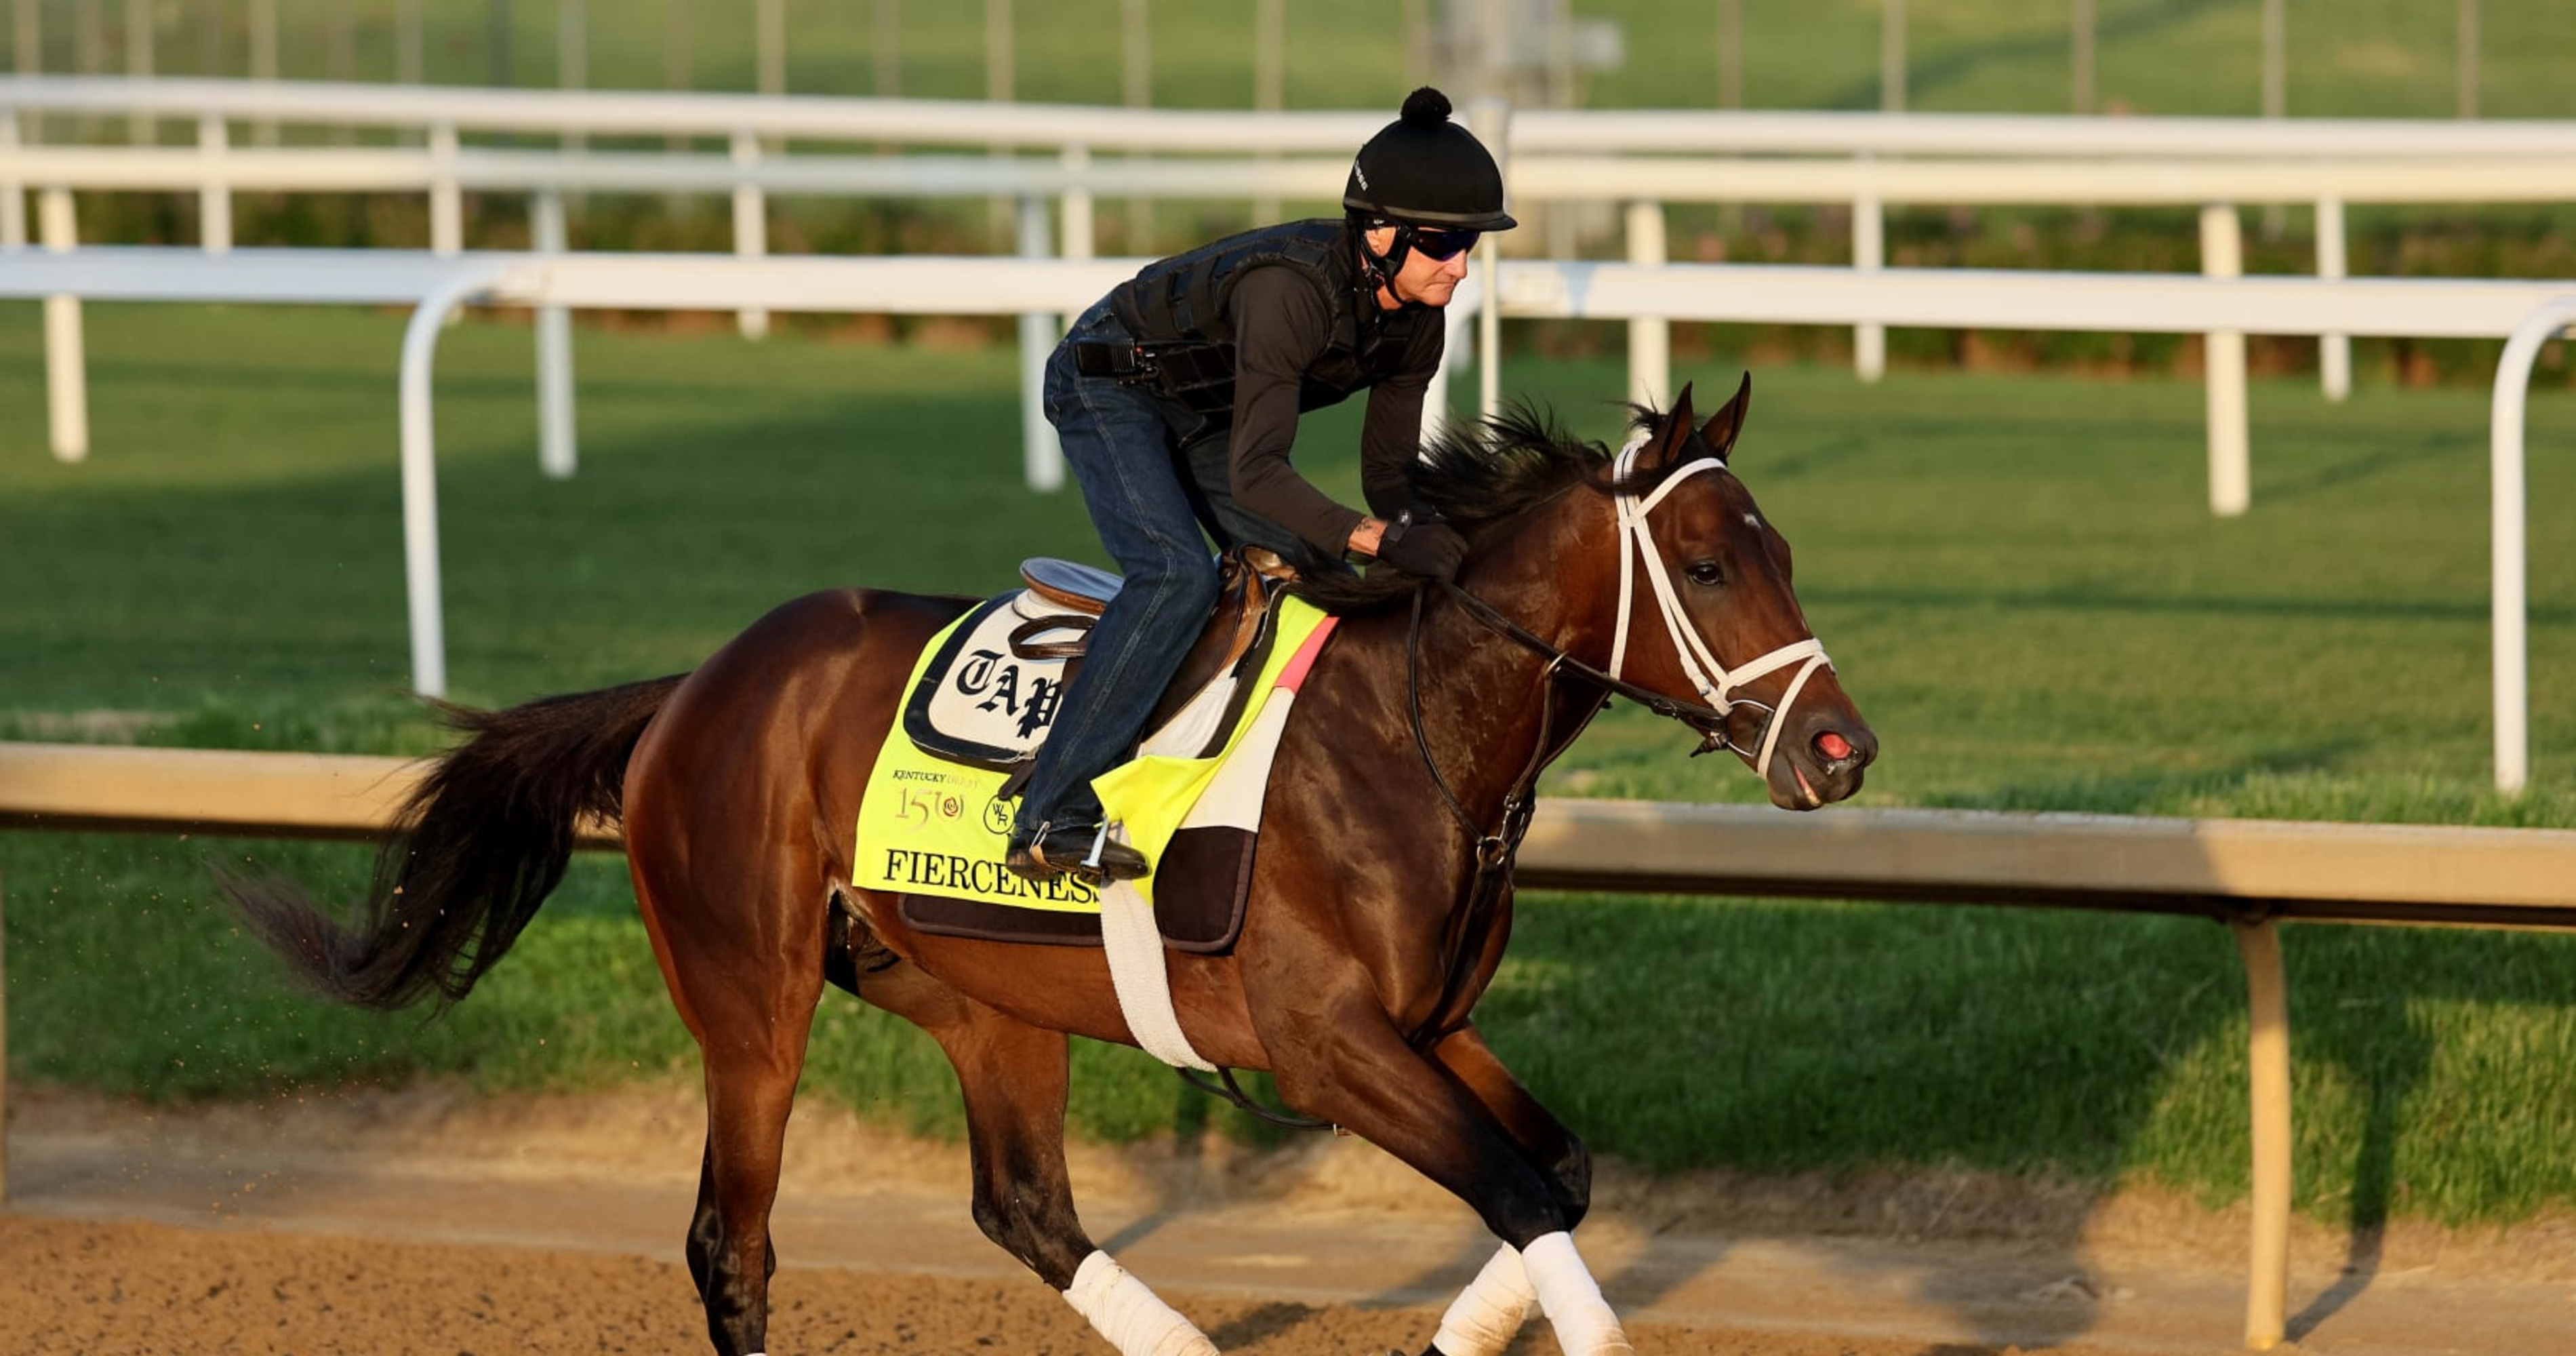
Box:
[3,300,2574,1227]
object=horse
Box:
[224,374,1876,1356]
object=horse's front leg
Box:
[1407,1023,1594,1356]
[881,961,1220,1356]
[1260,994,1633,1356]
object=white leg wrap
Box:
[1521,1232,1633,1356]
[1062,1250,1220,1356]
[1430,1244,1538,1356]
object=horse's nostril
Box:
[1815,730,1853,762]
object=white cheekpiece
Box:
[1431,1243,1539,1356]
[1519,1232,1633,1356]
[1062,1250,1220,1356]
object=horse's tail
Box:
[221,674,687,1012]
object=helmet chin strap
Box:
[1354,217,1417,293]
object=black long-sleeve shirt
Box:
[1220,266,1445,556]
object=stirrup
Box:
[1005,821,1149,883]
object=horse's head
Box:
[1580,374,1876,810]
[1317,375,1876,810]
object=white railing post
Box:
[1015,193,1063,492]
[195,111,230,254]
[1853,186,1887,383]
[1471,97,1509,421]
[248,0,277,147]
[558,0,588,160]
[123,0,155,146]
[39,185,86,463]
[1424,293,1464,442]
[397,0,425,86]
[0,111,24,250]
[2070,0,2095,115]
[9,0,36,86]
[730,128,768,338]
[428,121,463,256]
[2199,202,2250,517]
[756,0,785,100]
[2487,296,2576,794]
[2233,918,2292,1353]
[1059,144,1095,266]
[1251,0,1283,224]
[1624,199,1668,407]
[534,189,577,479]
[1880,0,1907,113]
[399,266,508,698]
[2316,195,2349,402]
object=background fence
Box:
[3,1,2565,122]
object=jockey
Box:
[1005,86,1518,883]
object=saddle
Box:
[902,545,1301,778]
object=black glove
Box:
[1376,509,1468,581]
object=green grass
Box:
[5,302,2576,1226]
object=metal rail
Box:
[3,740,2573,1347]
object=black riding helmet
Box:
[1344,87,1516,286]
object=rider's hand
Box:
[1375,511,1468,581]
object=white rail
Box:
[14,77,2576,158]
[9,77,2576,420]
[0,247,2563,795]
[16,142,2576,206]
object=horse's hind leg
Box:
[675,984,818,1356]
[686,1039,807,1356]
[859,958,1219,1356]
[634,860,826,1356]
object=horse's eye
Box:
[1685,560,1725,586]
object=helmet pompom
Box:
[1400,87,1453,126]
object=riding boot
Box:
[1004,820,1150,883]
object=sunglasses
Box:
[1407,228,1481,262]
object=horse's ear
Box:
[1699,371,1754,463]
[1646,382,1697,468]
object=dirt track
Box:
[3,1086,2570,1355]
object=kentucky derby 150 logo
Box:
[892,784,966,827]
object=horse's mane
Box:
[1290,399,1693,614]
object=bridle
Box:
[1428,431,1832,787]
[1402,428,1836,1045]
[1603,432,1832,780]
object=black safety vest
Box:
[1106,218,1426,422]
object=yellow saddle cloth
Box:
[852,593,1336,938]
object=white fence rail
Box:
[18,77,2576,156]
[0,246,2565,794]
[9,77,2576,426]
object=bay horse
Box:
[226,375,1875,1356]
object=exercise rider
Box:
[1005,86,1518,883]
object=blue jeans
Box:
[1012,302,1301,841]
